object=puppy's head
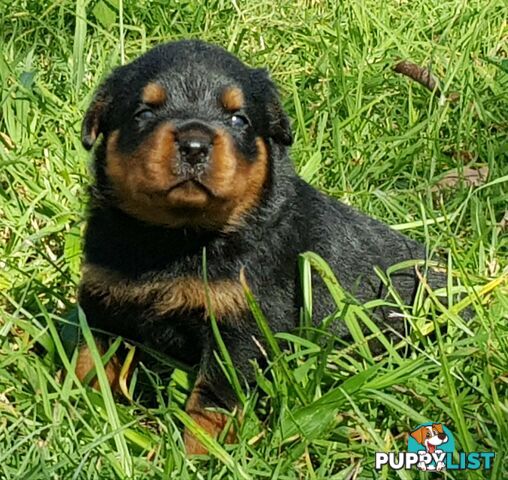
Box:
[82,40,292,230]
[410,423,448,450]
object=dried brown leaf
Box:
[432,166,489,191]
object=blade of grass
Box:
[77,307,132,476]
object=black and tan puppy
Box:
[78,40,440,453]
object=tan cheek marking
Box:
[106,125,176,190]
[80,264,247,321]
[208,129,240,196]
[227,137,268,228]
[142,82,167,105]
[105,130,127,185]
[206,134,268,230]
[105,125,179,224]
[221,86,245,112]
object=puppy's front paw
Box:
[184,384,236,455]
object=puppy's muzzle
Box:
[175,121,214,170]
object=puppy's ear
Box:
[267,87,293,146]
[410,427,426,445]
[81,82,113,150]
[433,423,444,433]
[252,69,293,146]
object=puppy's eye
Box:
[135,108,156,121]
[230,114,249,128]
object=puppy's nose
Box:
[438,433,447,440]
[179,138,210,165]
[176,128,213,166]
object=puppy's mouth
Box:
[153,178,214,208]
[167,178,212,195]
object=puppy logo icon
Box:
[408,423,454,471]
[374,421,495,471]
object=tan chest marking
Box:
[80,264,247,320]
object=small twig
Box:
[393,60,461,103]
[393,60,441,95]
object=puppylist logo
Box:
[375,422,495,472]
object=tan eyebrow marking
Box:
[221,86,245,111]
[142,82,167,105]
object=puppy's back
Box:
[293,179,441,328]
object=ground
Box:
[0,1,507,478]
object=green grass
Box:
[1,0,507,478]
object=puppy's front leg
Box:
[184,326,255,455]
[75,336,123,391]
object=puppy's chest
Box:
[80,263,247,321]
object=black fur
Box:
[80,40,441,412]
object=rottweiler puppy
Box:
[78,40,441,454]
